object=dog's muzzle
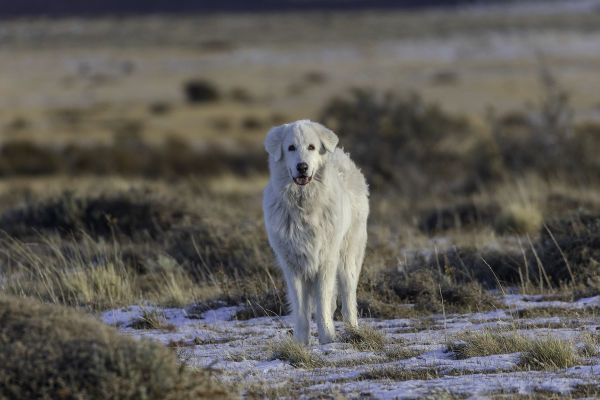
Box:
[293,176,312,185]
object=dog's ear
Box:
[317,124,339,153]
[264,125,285,161]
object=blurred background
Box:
[1,0,600,187]
[1,0,600,316]
[4,3,600,398]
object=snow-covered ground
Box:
[101,295,600,399]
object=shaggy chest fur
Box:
[265,183,341,278]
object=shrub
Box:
[0,190,278,311]
[418,201,499,234]
[304,71,327,84]
[319,89,498,193]
[0,296,229,399]
[389,268,499,314]
[234,290,288,320]
[539,212,600,286]
[241,116,263,130]
[0,136,266,179]
[489,67,600,182]
[229,87,253,103]
[183,80,220,103]
[0,192,179,239]
[148,101,172,115]
[0,141,62,175]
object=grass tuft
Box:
[519,336,578,370]
[449,330,532,359]
[341,324,386,352]
[450,329,579,371]
[270,337,322,368]
[129,305,175,331]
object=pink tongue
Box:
[296,177,309,185]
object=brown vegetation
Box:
[0,296,230,399]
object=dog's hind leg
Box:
[339,227,366,329]
[338,265,359,328]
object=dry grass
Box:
[495,202,544,235]
[0,172,599,322]
[2,178,599,318]
[577,333,600,357]
[514,307,600,319]
[385,346,422,361]
[128,305,175,331]
[519,336,578,371]
[1,10,600,400]
[270,337,323,368]
[0,234,202,310]
[358,366,446,381]
[449,330,532,360]
[0,136,266,179]
[0,295,230,399]
[341,324,386,352]
[449,329,580,371]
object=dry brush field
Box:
[2,3,600,399]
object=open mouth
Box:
[293,176,312,185]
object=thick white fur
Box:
[263,120,369,344]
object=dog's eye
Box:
[288,145,296,151]
[308,144,315,151]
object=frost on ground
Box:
[101,295,600,399]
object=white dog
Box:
[263,120,369,344]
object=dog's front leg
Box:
[283,269,311,344]
[315,264,337,344]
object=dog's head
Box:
[265,120,338,186]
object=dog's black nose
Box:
[296,162,308,174]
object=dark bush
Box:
[540,212,600,287]
[241,116,263,130]
[0,137,266,179]
[407,211,600,292]
[420,247,529,288]
[148,102,172,115]
[491,113,600,183]
[4,116,29,132]
[389,268,498,314]
[430,69,459,85]
[0,193,181,239]
[0,141,62,175]
[229,87,253,103]
[418,201,500,233]
[319,89,499,194]
[489,67,600,182]
[0,296,229,400]
[183,80,220,103]
[234,290,288,320]
[166,222,278,290]
[199,40,235,52]
[304,71,328,84]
